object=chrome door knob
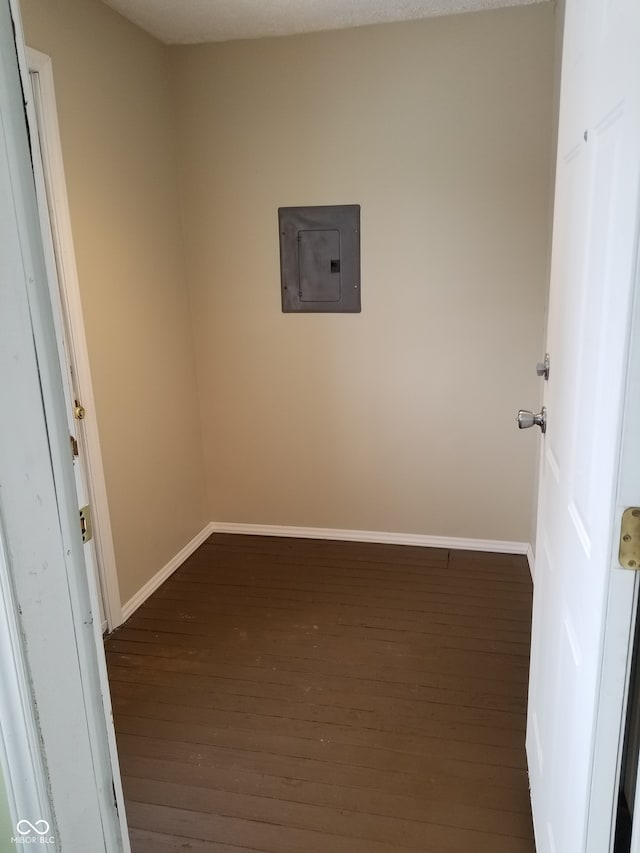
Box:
[517,407,547,434]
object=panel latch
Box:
[619,508,640,569]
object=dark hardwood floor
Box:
[104,534,535,853]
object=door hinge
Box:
[73,399,86,420]
[619,508,640,569]
[70,435,79,458]
[79,505,93,544]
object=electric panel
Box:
[278,205,360,313]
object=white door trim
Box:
[2,2,129,848]
[596,224,640,853]
[0,529,53,841]
[25,47,122,631]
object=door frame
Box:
[0,0,129,848]
[25,47,122,632]
[0,534,54,841]
[598,223,640,852]
[585,251,640,852]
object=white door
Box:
[24,48,123,633]
[526,1,640,851]
[27,94,107,628]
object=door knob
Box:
[517,407,547,434]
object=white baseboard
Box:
[208,521,529,555]
[120,522,215,623]
[527,542,535,579]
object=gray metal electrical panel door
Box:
[278,205,360,313]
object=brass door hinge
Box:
[79,505,93,544]
[619,508,640,569]
[73,399,86,420]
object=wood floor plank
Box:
[124,611,532,651]
[174,561,533,593]
[122,775,533,848]
[111,697,527,769]
[120,754,531,833]
[105,535,535,852]
[113,713,528,782]
[115,731,533,814]
[126,800,534,853]
[149,581,533,616]
[108,680,526,746]
[129,601,532,640]
[107,650,528,710]
[111,625,531,666]
[105,639,530,693]
[137,591,532,629]
[107,664,527,731]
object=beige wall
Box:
[171,4,555,543]
[20,0,208,604]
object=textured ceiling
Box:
[100,0,549,45]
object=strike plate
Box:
[79,505,93,544]
[619,507,640,570]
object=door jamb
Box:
[0,530,53,841]
[581,168,640,853]
[595,197,640,853]
[25,47,122,632]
